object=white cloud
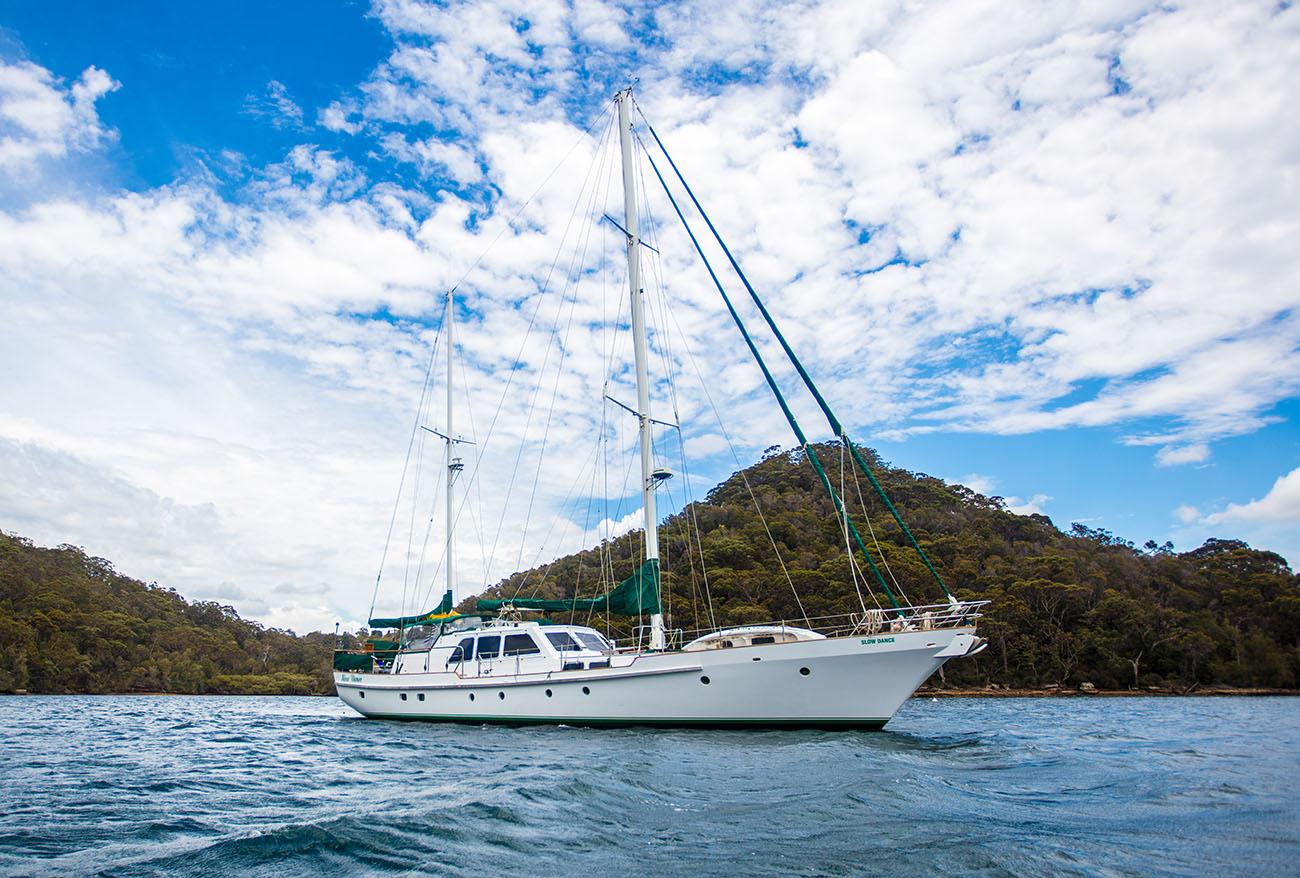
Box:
[1172,469,1300,568]
[242,80,304,129]
[1205,467,1300,526]
[2,0,1299,627]
[318,101,362,134]
[1005,493,1051,517]
[1156,443,1210,467]
[951,472,1048,516]
[0,61,118,170]
[381,133,482,184]
[959,473,997,496]
[684,433,729,458]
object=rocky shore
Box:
[918,685,1299,697]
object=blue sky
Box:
[2,1,388,189]
[1,0,1298,632]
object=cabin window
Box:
[359,691,365,698]
[545,632,581,652]
[574,632,609,652]
[448,636,476,667]
[417,693,425,701]
[400,693,407,701]
[751,635,776,645]
[503,633,541,656]
[477,636,501,659]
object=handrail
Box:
[334,601,990,669]
[673,601,990,641]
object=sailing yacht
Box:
[333,89,988,729]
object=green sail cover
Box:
[369,589,455,629]
[476,559,661,616]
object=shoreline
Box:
[0,691,334,697]
[4,688,1297,698]
[917,687,1299,698]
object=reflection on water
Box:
[0,695,1295,877]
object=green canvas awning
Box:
[476,559,661,617]
[369,589,455,629]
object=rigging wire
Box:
[369,319,442,623]
[406,106,619,619]
[840,442,879,615]
[508,130,611,593]
[484,107,618,592]
[636,128,888,613]
[658,287,805,629]
[373,102,615,624]
[850,453,911,607]
[445,98,619,298]
[635,99,952,604]
[632,136,725,630]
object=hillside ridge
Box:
[477,442,1299,691]
[2,441,1296,694]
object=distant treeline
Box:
[482,443,1300,691]
[0,532,353,694]
[3,442,1297,695]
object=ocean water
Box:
[0,695,1295,877]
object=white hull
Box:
[335,626,977,729]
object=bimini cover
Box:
[368,589,456,629]
[476,559,661,617]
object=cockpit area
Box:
[391,622,617,676]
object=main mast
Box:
[444,289,455,608]
[616,88,665,651]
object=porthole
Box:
[400,693,407,701]
[418,693,425,702]
[700,675,711,685]
[545,689,553,697]
[498,691,505,700]
[359,691,365,699]
[469,693,475,701]
[799,667,811,676]
[582,686,591,695]
[752,657,761,662]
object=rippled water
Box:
[0,695,1295,877]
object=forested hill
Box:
[482,443,1300,691]
[0,532,349,694]
[3,443,1297,695]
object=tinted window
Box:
[545,632,581,652]
[458,638,476,660]
[575,632,609,652]
[751,635,776,645]
[503,633,540,655]
[477,635,501,659]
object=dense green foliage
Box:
[4,442,1296,694]
[482,443,1300,690]
[0,532,352,694]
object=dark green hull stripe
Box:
[349,712,889,730]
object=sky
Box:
[1,0,1297,634]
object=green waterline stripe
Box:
[348,712,890,730]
